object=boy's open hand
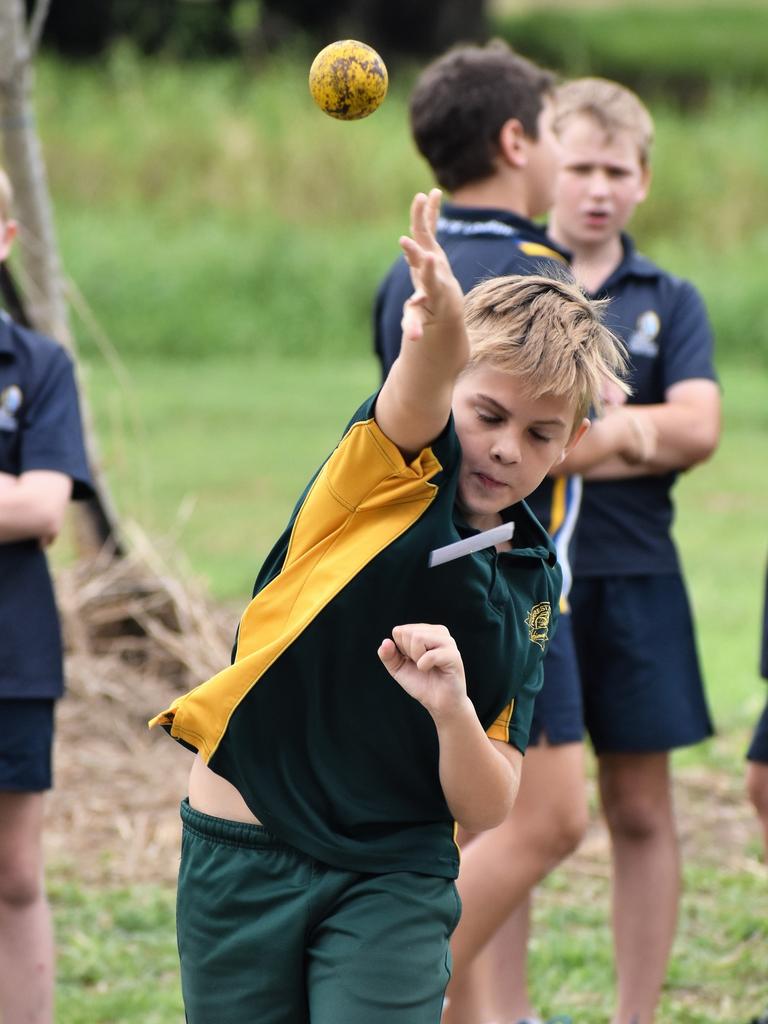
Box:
[378,623,468,721]
[399,189,465,346]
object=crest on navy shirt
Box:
[627,310,660,357]
[0,384,22,431]
[525,601,551,651]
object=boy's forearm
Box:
[584,392,720,479]
[382,352,460,440]
[554,416,623,474]
[433,696,521,832]
[378,317,469,457]
[635,400,719,472]
[555,406,656,476]
[582,455,651,480]
[0,471,72,543]
[375,189,470,456]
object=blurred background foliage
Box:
[31,36,768,366]
[33,0,768,103]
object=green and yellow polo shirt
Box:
[151,395,562,878]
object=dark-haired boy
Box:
[473,77,720,1024]
[375,40,565,380]
[373,45,653,1024]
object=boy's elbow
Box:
[699,424,720,461]
[685,425,720,468]
[679,395,721,468]
[454,777,519,833]
[456,797,513,833]
[38,501,67,540]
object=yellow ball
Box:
[309,40,388,121]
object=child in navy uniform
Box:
[532,79,716,1024]
[374,41,567,381]
[0,168,93,1024]
[151,189,629,1024]
[552,80,720,1024]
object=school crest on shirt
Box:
[627,310,660,358]
[0,385,22,432]
[525,602,551,650]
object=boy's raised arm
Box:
[375,190,469,457]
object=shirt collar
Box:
[440,202,571,262]
[600,234,662,290]
[453,501,557,566]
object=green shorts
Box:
[177,800,462,1024]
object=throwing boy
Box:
[150,189,628,1024]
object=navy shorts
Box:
[0,698,55,791]
[528,613,585,746]
[570,575,714,755]
[747,695,768,764]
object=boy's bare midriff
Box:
[188,754,263,825]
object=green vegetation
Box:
[53,882,182,1022]
[32,41,767,1024]
[83,353,379,599]
[492,4,768,100]
[30,52,768,364]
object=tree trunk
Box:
[0,0,122,553]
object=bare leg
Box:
[598,752,679,1024]
[746,761,768,861]
[0,791,54,1024]
[444,742,587,1024]
[481,898,533,1023]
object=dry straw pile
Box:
[47,531,233,884]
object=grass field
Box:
[26,42,768,1024]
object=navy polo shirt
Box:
[374,202,569,378]
[0,313,93,699]
[374,203,580,601]
[153,394,561,877]
[572,236,717,577]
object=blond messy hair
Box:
[0,168,13,222]
[554,77,654,168]
[463,274,629,425]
